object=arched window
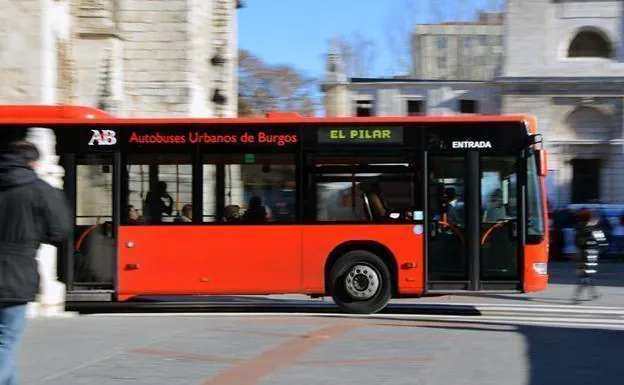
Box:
[567,29,613,58]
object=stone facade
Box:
[0,0,239,117]
[500,0,624,206]
[323,0,624,207]
[412,12,503,81]
[337,79,500,117]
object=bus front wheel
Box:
[329,250,392,314]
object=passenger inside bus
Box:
[443,187,463,226]
[362,182,388,220]
[127,205,143,224]
[483,188,506,222]
[242,196,268,222]
[174,204,192,223]
[143,181,174,223]
[224,205,241,222]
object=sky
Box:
[238,0,503,80]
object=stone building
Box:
[412,11,503,80]
[322,12,504,119]
[0,0,240,117]
[499,0,624,207]
[323,1,624,207]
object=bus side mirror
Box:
[536,149,548,177]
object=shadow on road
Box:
[371,319,624,385]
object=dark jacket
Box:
[0,153,71,303]
[575,221,609,254]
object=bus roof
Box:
[0,105,537,133]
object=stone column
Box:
[25,127,68,318]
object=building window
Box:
[459,99,478,113]
[462,36,472,49]
[406,99,423,116]
[571,158,601,203]
[568,29,613,58]
[125,153,193,224]
[355,99,373,116]
[203,154,297,223]
[479,35,488,45]
[437,36,447,50]
[437,56,447,69]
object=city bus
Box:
[0,105,549,314]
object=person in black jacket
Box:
[0,140,71,385]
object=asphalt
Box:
[14,260,624,385]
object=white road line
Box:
[82,312,624,330]
[83,312,624,324]
[396,302,624,310]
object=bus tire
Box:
[329,250,392,314]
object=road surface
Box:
[16,261,624,385]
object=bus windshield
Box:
[527,148,545,239]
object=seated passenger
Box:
[175,204,192,223]
[224,205,241,222]
[366,183,387,219]
[128,205,142,224]
[243,196,267,223]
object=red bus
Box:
[0,105,549,314]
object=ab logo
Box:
[88,130,117,146]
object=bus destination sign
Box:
[317,127,403,144]
[125,130,298,147]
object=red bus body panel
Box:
[118,225,424,297]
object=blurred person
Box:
[243,196,267,222]
[224,205,241,222]
[143,181,173,223]
[442,187,462,226]
[483,188,505,222]
[180,205,193,223]
[572,209,608,303]
[127,205,142,224]
[0,141,71,385]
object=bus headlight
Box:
[533,263,548,275]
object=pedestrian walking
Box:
[0,140,71,385]
[572,209,608,303]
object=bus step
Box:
[66,290,114,302]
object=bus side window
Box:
[313,155,419,223]
[125,154,194,224]
[203,153,297,223]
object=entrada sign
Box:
[452,140,492,149]
[318,127,403,144]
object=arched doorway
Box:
[561,106,612,204]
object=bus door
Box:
[63,152,118,300]
[426,152,521,291]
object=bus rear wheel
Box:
[329,250,392,314]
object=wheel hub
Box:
[344,264,380,300]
